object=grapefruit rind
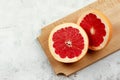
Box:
[48,23,88,63]
[77,10,112,50]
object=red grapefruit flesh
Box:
[77,10,112,50]
[48,23,88,63]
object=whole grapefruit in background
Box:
[48,23,88,63]
[77,10,112,51]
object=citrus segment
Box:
[53,27,84,58]
[80,13,106,47]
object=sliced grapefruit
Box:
[77,10,112,50]
[48,23,88,63]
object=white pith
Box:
[90,27,95,35]
[65,40,72,47]
[77,10,111,50]
[48,23,88,63]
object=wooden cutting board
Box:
[37,0,120,76]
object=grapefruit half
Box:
[48,23,88,63]
[77,10,112,50]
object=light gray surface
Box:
[0,0,120,80]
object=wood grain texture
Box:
[37,0,120,76]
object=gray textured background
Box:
[0,0,120,80]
